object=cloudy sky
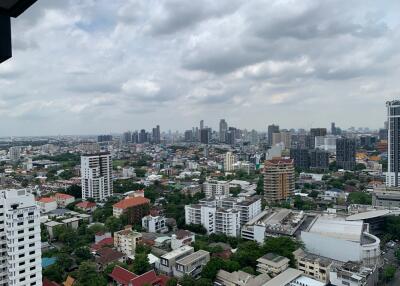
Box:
[0,0,399,136]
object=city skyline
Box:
[1,0,399,135]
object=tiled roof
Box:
[109,266,137,285]
[43,278,61,286]
[96,247,125,265]
[54,193,74,200]
[37,197,56,203]
[91,237,114,251]
[76,201,97,208]
[113,197,150,210]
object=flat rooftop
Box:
[161,245,193,260]
[307,215,363,242]
[176,250,209,265]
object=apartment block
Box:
[256,253,289,277]
[114,229,142,257]
[158,246,194,276]
[0,189,42,286]
[203,180,230,199]
[293,248,332,284]
[263,158,295,203]
[113,197,150,224]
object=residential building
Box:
[387,100,400,186]
[36,197,57,213]
[217,196,262,226]
[329,262,378,286]
[224,152,236,172]
[336,138,356,170]
[113,197,150,224]
[268,124,279,146]
[75,201,97,213]
[114,229,143,257]
[109,266,169,286]
[203,180,230,199]
[272,131,292,149]
[152,125,161,144]
[8,146,21,161]
[263,268,324,286]
[215,270,271,286]
[256,253,290,277]
[263,158,295,203]
[171,230,195,250]
[81,153,113,201]
[158,245,194,276]
[293,248,332,284]
[53,193,75,208]
[173,250,210,278]
[95,247,126,271]
[142,215,168,233]
[0,189,42,286]
[301,215,380,265]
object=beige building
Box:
[215,270,271,286]
[158,245,194,276]
[272,131,292,149]
[256,253,290,277]
[263,158,295,203]
[293,248,332,284]
[224,152,236,172]
[114,228,142,256]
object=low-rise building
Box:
[114,229,143,257]
[142,215,168,233]
[37,197,57,213]
[293,248,332,284]
[53,193,75,207]
[75,201,97,213]
[215,270,271,286]
[372,186,400,208]
[158,246,194,276]
[113,197,150,224]
[256,253,290,277]
[263,268,325,286]
[171,230,195,250]
[173,250,210,278]
[329,262,378,286]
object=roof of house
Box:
[96,247,125,265]
[76,201,97,208]
[37,197,56,203]
[113,197,150,210]
[55,193,75,200]
[175,229,193,239]
[91,237,114,251]
[109,266,137,285]
[43,278,61,286]
[63,276,76,286]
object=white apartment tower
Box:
[81,153,113,201]
[0,189,42,286]
[387,100,400,186]
[203,180,230,199]
[224,152,236,172]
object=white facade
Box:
[114,229,142,257]
[0,189,42,286]
[185,205,240,237]
[142,215,168,233]
[36,198,57,214]
[9,147,21,161]
[224,152,236,172]
[81,153,113,201]
[203,180,230,199]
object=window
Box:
[28,212,34,216]
[17,222,23,226]
[19,261,25,266]
[28,235,34,239]
[29,243,34,247]
[19,254,25,258]
[28,220,34,224]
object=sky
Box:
[0,0,399,136]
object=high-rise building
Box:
[387,100,400,186]
[264,158,295,203]
[268,124,280,146]
[9,146,21,161]
[331,122,336,135]
[152,125,161,144]
[310,128,327,137]
[132,131,139,143]
[81,153,113,201]
[336,138,356,170]
[272,131,292,149]
[0,189,42,286]
[122,131,132,144]
[200,128,210,144]
[97,134,113,142]
[290,148,310,170]
[200,120,204,130]
[309,149,330,171]
[184,130,193,142]
[139,129,147,143]
[219,119,228,143]
[224,152,236,172]
[203,180,230,199]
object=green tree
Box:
[166,278,178,286]
[43,264,64,283]
[131,253,151,275]
[347,192,372,205]
[180,275,196,286]
[201,257,226,280]
[75,262,107,286]
[382,265,396,282]
[74,247,92,263]
[105,216,123,233]
[56,253,73,271]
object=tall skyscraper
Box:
[219,119,228,143]
[310,128,327,137]
[152,125,161,144]
[268,124,279,146]
[139,129,147,143]
[0,189,42,285]
[290,148,310,170]
[331,122,336,135]
[387,100,400,186]
[264,158,295,203]
[336,138,356,170]
[200,120,204,130]
[81,153,113,201]
[122,131,132,144]
[200,128,210,144]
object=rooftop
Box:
[176,250,209,266]
[113,197,150,210]
[161,245,193,260]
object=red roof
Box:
[113,197,150,210]
[76,201,97,209]
[43,278,61,286]
[265,158,294,165]
[91,237,114,251]
[37,197,56,203]
[109,266,137,285]
[54,193,74,200]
